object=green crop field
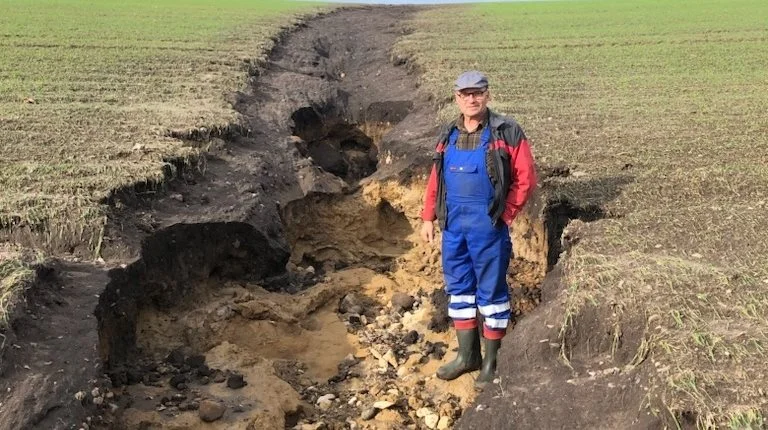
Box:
[397,0,768,426]
[0,0,323,249]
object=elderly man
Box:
[420,71,537,389]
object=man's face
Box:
[455,88,489,117]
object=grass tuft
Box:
[0,248,36,328]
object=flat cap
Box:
[454,70,489,91]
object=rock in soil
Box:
[403,330,419,345]
[361,407,378,420]
[372,400,395,410]
[199,400,226,422]
[169,374,187,389]
[424,341,447,360]
[382,350,398,368]
[227,374,246,389]
[317,393,336,410]
[424,413,440,429]
[437,416,453,429]
[417,407,435,418]
[391,292,415,311]
[339,293,377,316]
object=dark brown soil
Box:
[457,267,661,430]
[0,261,109,429]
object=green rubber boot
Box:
[436,329,482,380]
[474,338,501,390]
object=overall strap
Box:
[479,124,493,148]
[448,127,460,146]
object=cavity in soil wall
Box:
[96,222,290,368]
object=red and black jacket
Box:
[422,109,537,229]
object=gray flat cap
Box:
[454,70,489,91]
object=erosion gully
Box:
[0,7,583,430]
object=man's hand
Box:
[420,220,435,244]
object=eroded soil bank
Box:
[1,6,654,430]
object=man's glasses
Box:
[456,89,488,100]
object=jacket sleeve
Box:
[421,125,452,222]
[501,135,537,225]
[421,164,438,221]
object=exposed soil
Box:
[456,265,662,430]
[0,261,110,429]
[0,5,651,430]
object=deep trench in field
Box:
[94,126,602,429]
[89,8,609,428]
[94,111,605,430]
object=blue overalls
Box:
[442,126,512,335]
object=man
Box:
[420,71,537,389]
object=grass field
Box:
[396,0,768,426]
[0,246,36,328]
[0,0,323,250]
